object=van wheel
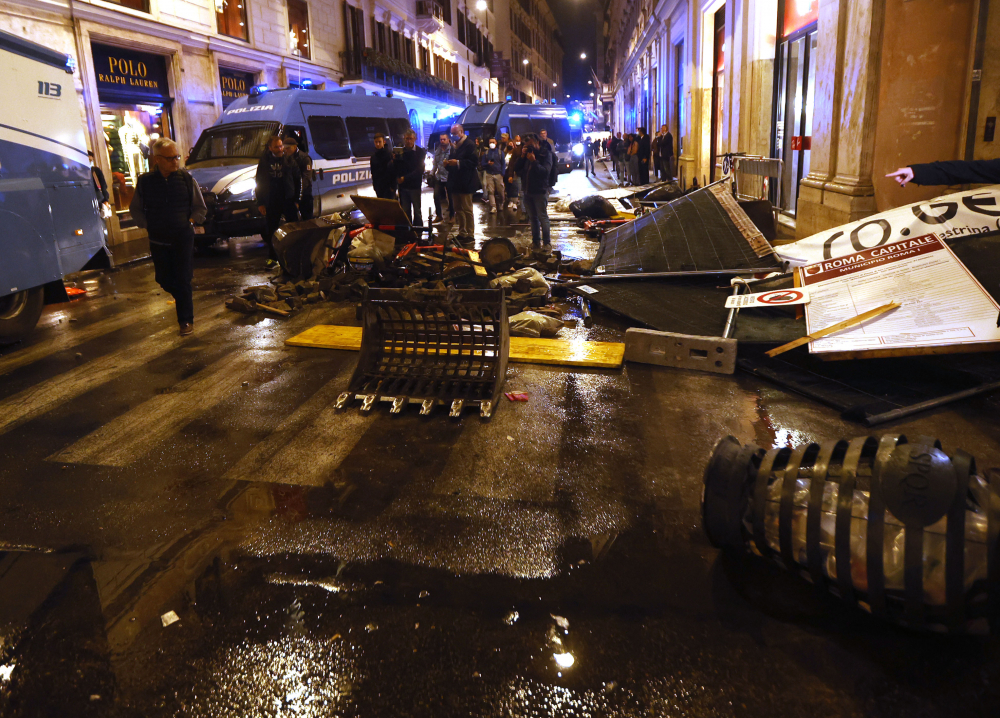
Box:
[0,287,45,345]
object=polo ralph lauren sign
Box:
[92,43,170,102]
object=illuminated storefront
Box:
[772,0,818,216]
[91,43,173,227]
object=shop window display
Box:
[100,104,172,224]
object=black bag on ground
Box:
[639,182,684,202]
[569,195,618,219]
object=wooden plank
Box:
[819,341,1000,362]
[285,325,625,369]
[765,301,901,358]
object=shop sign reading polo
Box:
[92,43,170,102]
[220,68,256,107]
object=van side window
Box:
[386,117,411,147]
[345,117,390,157]
[284,125,308,153]
[307,116,351,160]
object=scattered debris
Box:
[160,610,180,627]
[509,311,563,338]
[504,391,530,401]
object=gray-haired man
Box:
[130,138,206,336]
[395,128,427,226]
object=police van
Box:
[453,102,575,174]
[0,30,107,344]
[186,87,411,240]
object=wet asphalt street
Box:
[3,162,1000,717]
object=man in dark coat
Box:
[513,133,553,248]
[395,129,427,226]
[445,123,479,243]
[370,133,396,200]
[130,138,206,336]
[636,127,651,185]
[887,159,1000,187]
[657,124,674,181]
[255,134,299,264]
[284,136,314,219]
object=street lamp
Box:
[475,0,486,9]
[474,0,495,101]
[587,80,592,85]
[580,52,586,60]
[522,58,529,65]
[552,82,557,87]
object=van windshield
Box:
[188,122,281,166]
[508,118,570,147]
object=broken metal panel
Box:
[591,181,783,276]
[340,288,509,418]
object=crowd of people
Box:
[605,125,675,187]
[372,123,559,249]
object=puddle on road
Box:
[3,477,999,716]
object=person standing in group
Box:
[370,133,396,200]
[539,129,555,152]
[514,133,552,249]
[637,127,651,185]
[650,131,660,182]
[504,135,523,214]
[609,133,622,180]
[395,129,427,226]
[583,136,596,177]
[627,133,639,185]
[130,138,206,336]
[480,135,506,214]
[657,124,674,181]
[445,123,479,244]
[284,136,314,219]
[431,133,452,223]
[255,134,299,265]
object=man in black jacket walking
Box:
[130,138,207,336]
[284,136,313,219]
[395,129,427,225]
[887,159,1000,187]
[255,134,299,264]
[445,123,479,243]
[371,133,396,200]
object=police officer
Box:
[130,138,207,336]
[284,136,314,220]
[255,134,299,265]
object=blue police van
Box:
[186,87,411,241]
[452,102,575,174]
[1,30,107,344]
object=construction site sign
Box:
[798,233,1000,355]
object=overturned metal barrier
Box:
[703,434,1000,633]
[336,288,508,418]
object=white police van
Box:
[453,102,575,174]
[186,86,410,240]
[0,29,107,343]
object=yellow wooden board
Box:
[285,325,624,369]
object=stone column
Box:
[796,0,886,239]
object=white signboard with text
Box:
[798,234,1000,354]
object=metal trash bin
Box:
[336,287,508,419]
[702,434,1000,633]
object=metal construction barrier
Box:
[703,434,1000,634]
[336,287,509,418]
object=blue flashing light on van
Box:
[186,87,411,241]
[452,102,576,174]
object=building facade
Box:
[603,0,991,239]
[3,0,561,252]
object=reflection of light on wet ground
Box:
[554,651,575,668]
[183,637,357,715]
[772,427,810,448]
[0,663,14,682]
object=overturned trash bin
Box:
[336,287,508,418]
[702,434,1000,633]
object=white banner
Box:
[777,186,1000,266]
